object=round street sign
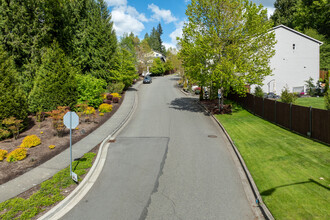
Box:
[63,112,79,129]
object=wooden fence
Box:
[320,70,329,80]
[228,93,330,145]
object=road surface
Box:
[62,75,256,220]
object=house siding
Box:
[253,26,321,94]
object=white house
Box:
[253,25,323,94]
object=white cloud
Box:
[148,3,177,24]
[105,0,127,7]
[111,6,145,36]
[163,42,177,50]
[163,21,184,49]
[266,7,275,18]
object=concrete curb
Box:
[197,101,274,220]
[38,85,140,220]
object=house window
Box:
[293,44,295,50]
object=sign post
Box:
[63,111,79,182]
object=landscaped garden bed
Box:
[0,93,124,185]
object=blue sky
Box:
[105,0,276,49]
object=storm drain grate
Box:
[208,135,217,138]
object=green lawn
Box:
[295,97,326,110]
[216,110,330,220]
[0,152,96,219]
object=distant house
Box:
[252,25,323,94]
[146,50,166,63]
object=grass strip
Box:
[295,97,326,110]
[215,109,329,219]
[0,152,96,219]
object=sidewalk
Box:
[0,82,140,203]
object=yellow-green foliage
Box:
[111,93,121,100]
[99,113,104,116]
[6,148,27,162]
[0,149,8,161]
[83,106,95,115]
[20,135,41,148]
[48,145,55,149]
[98,104,113,113]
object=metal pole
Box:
[70,112,72,176]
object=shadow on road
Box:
[169,97,206,113]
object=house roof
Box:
[272,25,323,45]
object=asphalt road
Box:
[62,76,256,220]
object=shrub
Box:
[111,93,122,100]
[281,86,297,104]
[6,148,27,162]
[107,82,125,94]
[106,94,113,100]
[254,86,264,98]
[20,135,41,148]
[98,104,113,113]
[83,107,96,123]
[103,100,112,104]
[2,117,23,139]
[150,58,165,76]
[0,129,10,140]
[48,145,55,149]
[112,97,119,103]
[76,74,107,108]
[83,107,95,115]
[46,106,69,136]
[99,113,104,116]
[28,42,78,113]
[0,149,8,161]
[0,46,28,122]
[325,91,330,110]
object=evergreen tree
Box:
[150,58,165,76]
[72,0,117,82]
[0,46,28,122]
[28,42,78,112]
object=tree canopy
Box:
[178,0,276,98]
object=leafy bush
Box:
[325,91,330,110]
[104,100,112,104]
[281,87,297,104]
[20,135,41,148]
[107,82,125,94]
[76,74,107,108]
[98,104,113,113]
[305,77,315,96]
[83,107,95,115]
[6,148,27,162]
[111,93,122,100]
[0,46,28,122]
[48,145,55,149]
[112,97,119,103]
[28,42,78,113]
[0,129,10,140]
[0,149,8,161]
[106,94,113,100]
[99,113,104,116]
[46,106,69,136]
[254,86,264,98]
[2,117,23,139]
[150,58,165,76]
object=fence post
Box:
[262,98,265,118]
[290,103,292,130]
[274,100,277,123]
[254,95,256,115]
[309,106,312,137]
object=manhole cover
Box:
[208,135,217,138]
